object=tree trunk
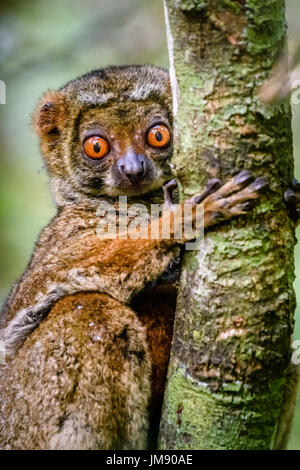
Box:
[159,0,296,450]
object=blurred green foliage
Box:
[0,0,300,449]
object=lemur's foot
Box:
[284,178,300,225]
[190,170,268,227]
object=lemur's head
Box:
[33,65,173,206]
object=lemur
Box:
[0,65,298,450]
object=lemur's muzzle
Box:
[116,149,150,185]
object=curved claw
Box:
[163,179,177,192]
[284,188,299,205]
[250,177,268,194]
[205,178,223,192]
[292,178,300,192]
[234,170,255,186]
[163,179,178,209]
[187,178,223,205]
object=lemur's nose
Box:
[118,149,146,184]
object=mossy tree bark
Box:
[159,0,296,450]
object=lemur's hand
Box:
[163,170,268,226]
[284,178,300,225]
[190,171,268,227]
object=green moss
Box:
[245,0,286,56]
[218,0,242,14]
[180,0,242,14]
[179,0,208,11]
[223,105,248,120]
[160,369,285,450]
[193,330,200,341]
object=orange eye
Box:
[147,124,170,148]
[83,136,109,159]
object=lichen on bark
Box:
[159,0,296,450]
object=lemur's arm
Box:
[20,171,269,308]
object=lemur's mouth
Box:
[105,176,165,197]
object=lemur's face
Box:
[77,101,173,197]
[33,65,173,205]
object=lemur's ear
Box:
[33,90,66,139]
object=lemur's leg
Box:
[0,293,151,450]
[284,178,300,226]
